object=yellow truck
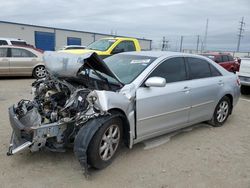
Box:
[62,37,141,59]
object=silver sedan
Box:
[7,51,240,175]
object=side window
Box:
[215,56,222,63]
[222,55,229,62]
[0,48,8,57]
[228,55,234,61]
[187,57,211,79]
[113,41,136,52]
[210,64,222,76]
[149,57,187,83]
[0,40,8,45]
[11,48,36,58]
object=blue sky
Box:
[0,0,249,51]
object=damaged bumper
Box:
[7,106,66,155]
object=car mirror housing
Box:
[145,77,166,87]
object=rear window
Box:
[10,41,27,46]
[210,64,222,76]
[222,55,229,62]
[228,55,234,61]
[0,40,8,45]
[11,48,36,57]
[187,57,211,79]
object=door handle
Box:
[182,86,190,93]
[1,58,9,61]
[218,80,224,86]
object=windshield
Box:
[87,39,116,51]
[104,54,156,84]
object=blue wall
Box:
[35,31,55,51]
[67,37,81,45]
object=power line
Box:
[236,17,245,52]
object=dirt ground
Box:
[0,78,249,188]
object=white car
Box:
[0,37,27,46]
[58,45,86,50]
[237,58,250,94]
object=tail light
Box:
[236,78,241,86]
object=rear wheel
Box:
[33,65,46,79]
[209,96,232,127]
[87,116,123,169]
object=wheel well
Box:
[108,109,130,148]
[224,94,233,114]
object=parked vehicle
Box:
[237,58,250,94]
[7,51,240,175]
[0,37,27,46]
[201,52,240,72]
[58,45,86,50]
[63,37,141,59]
[0,45,46,78]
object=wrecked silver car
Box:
[7,51,240,175]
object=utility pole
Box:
[162,37,169,51]
[196,35,200,53]
[203,19,209,51]
[236,17,245,52]
[179,36,183,52]
[162,36,166,51]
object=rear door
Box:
[0,47,10,75]
[221,55,234,71]
[9,48,38,75]
[186,57,223,122]
[136,57,191,139]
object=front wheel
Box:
[209,96,232,127]
[87,117,123,169]
[33,65,46,79]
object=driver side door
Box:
[136,57,191,140]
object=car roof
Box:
[0,37,25,41]
[0,45,43,54]
[100,37,137,40]
[121,50,203,58]
[201,52,231,56]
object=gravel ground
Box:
[0,78,250,188]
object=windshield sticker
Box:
[108,40,116,43]
[131,59,151,64]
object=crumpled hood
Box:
[43,51,122,84]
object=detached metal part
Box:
[7,132,32,155]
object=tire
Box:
[241,85,250,95]
[33,65,46,79]
[87,116,123,169]
[209,96,232,127]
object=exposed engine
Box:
[15,77,93,126]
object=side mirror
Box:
[145,77,166,87]
[112,48,124,54]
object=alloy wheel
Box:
[99,124,120,161]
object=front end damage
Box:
[7,52,132,175]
